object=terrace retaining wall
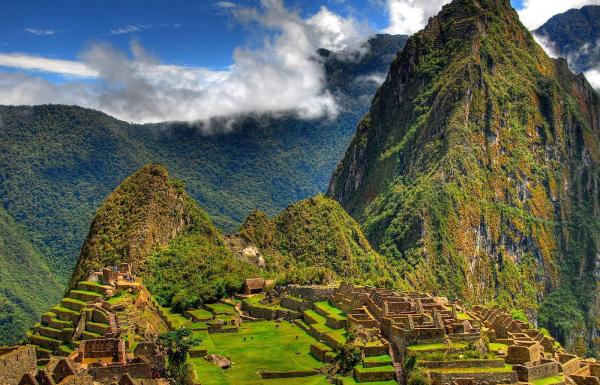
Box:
[430,370,518,385]
[419,359,505,369]
[259,369,318,379]
[283,285,336,302]
[0,345,37,385]
[242,302,301,321]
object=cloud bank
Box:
[384,0,451,35]
[517,0,600,30]
[0,0,367,125]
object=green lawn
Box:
[407,342,467,351]
[531,375,564,385]
[314,301,346,317]
[456,312,473,320]
[489,343,508,352]
[205,303,236,315]
[188,308,214,321]
[192,321,325,385]
[341,377,396,385]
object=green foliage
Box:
[278,267,338,286]
[407,368,430,385]
[335,344,363,375]
[539,287,586,345]
[158,328,202,385]
[142,233,260,311]
[0,206,62,344]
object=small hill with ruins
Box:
[238,195,406,288]
[69,163,222,288]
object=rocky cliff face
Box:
[328,0,600,355]
[69,163,220,288]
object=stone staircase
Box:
[382,337,403,384]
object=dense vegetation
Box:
[534,5,600,73]
[328,0,600,356]
[239,195,406,288]
[0,207,62,344]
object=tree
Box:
[158,328,202,385]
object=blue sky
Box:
[1,0,528,70]
[0,0,597,124]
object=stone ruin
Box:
[3,339,167,385]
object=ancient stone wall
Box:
[280,296,312,312]
[429,370,518,385]
[0,345,37,385]
[418,359,505,369]
[241,302,300,321]
[513,360,561,381]
[283,285,336,302]
[88,362,152,381]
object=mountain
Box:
[0,207,62,344]
[328,0,600,356]
[534,5,600,73]
[238,195,406,288]
[70,163,259,311]
[69,163,221,287]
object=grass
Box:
[188,308,214,321]
[106,291,132,304]
[354,364,396,374]
[314,301,346,317]
[364,355,393,364]
[303,310,326,324]
[340,377,396,385]
[489,343,508,352]
[456,312,473,320]
[192,320,325,385]
[531,375,564,385]
[205,303,236,315]
[406,342,467,351]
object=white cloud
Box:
[383,0,451,35]
[216,1,236,8]
[307,6,369,51]
[109,24,152,35]
[517,0,600,30]
[0,53,98,78]
[532,33,560,58]
[584,67,600,90]
[0,0,367,127]
[24,28,55,36]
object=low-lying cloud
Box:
[0,0,368,126]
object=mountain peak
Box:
[328,0,600,355]
[68,163,219,288]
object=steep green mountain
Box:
[534,5,600,73]
[328,0,600,356]
[0,206,62,344]
[69,163,220,287]
[239,195,406,288]
[69,163,258,311]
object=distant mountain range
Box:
[535,5,600,73]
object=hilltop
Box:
[239,195,405,288]
[329,0,600,356]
